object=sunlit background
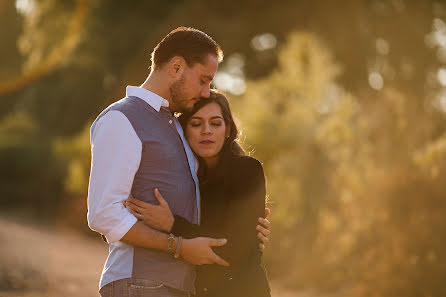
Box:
[1,0,446,296]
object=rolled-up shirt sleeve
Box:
[87,110,141,243]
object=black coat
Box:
[171,154,271,297]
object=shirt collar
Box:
[126,86,169,112]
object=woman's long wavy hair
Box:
[178,90,245,174]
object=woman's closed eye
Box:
[189,120,222,127]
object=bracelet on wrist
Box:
[174,236,183,259]
[166,233,175,253]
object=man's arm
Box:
[87,110,140,242]
[121,221,228,266]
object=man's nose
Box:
[200,85,211,98]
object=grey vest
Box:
[95,96,198,292]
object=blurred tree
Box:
[235,29,446,296]
[0,111,65,216]
[0,0,23,81]
[1,0,446,295]
[6,0,182,136]
[53,123,91,231]
[4,0,441,136]
[235,31,357,289]
[0,0,25,119]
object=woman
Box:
[126,90,271,297]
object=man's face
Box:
[169,54,219,113]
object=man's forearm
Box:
[121,221,229,266]
[121,221,169,251]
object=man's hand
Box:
[257,207,271,251]
[181,237,230,267]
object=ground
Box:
[0,215,304,297]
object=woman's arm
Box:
[124,190,203,238]
[125,188,271,242]
[170,214,203,238]
[212,156,267,268]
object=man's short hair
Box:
[151,27,224,71]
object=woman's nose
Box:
[201,123,212,134]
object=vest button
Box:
[169,120,173,124]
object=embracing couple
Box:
[87,27,271,297]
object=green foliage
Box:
[235,31,446,296]
[235,32,356,284]
[53,123,91,196]
[0,112,65,214]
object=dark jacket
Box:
[171,153,271,297]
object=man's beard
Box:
[170,74,195,113]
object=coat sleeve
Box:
[170,206,221,238]
[212,157,266,268]
[170,215,203,238]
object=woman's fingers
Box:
[127,199,158,212]
[128,197,147,207]
[154,188,168,206]
[127,207,142,220]
[125,201,145,214]
[257,232,269,244]
[258,217,271,229]
[128,191,168,208]
[256,224,270,237]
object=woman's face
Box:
[185,102,228,167]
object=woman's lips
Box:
[199,140,214,144]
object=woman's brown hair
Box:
[178,90,245,160]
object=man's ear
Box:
[168,56,185,78]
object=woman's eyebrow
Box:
[190,115,223,120]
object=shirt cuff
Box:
[104,213,138,243]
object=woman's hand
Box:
[257,207,271,251]
[125,188,174,233]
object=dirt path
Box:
[0,216,302,297]
[1,215,107,297]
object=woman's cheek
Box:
[187,128,199,148]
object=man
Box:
[87,27,270,297]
